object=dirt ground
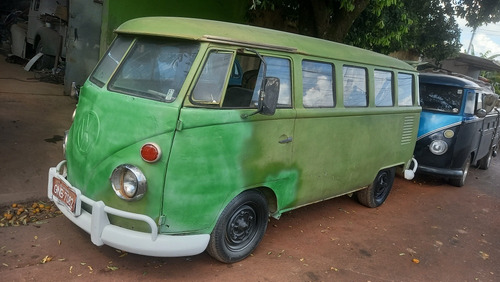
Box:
[1,165,499,281]
[0,54,499,281]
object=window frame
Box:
[374,69,394,107]
[342,65,368,108]
[301,60,335,108]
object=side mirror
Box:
[482,93,499,113]
[496,99,500,108]
[260,77,280,115]
[476,108,487,118]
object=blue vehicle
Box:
[414,72,500,187]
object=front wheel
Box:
[478,147,494,170]
[448,155,471,187]
[207,190,269,263]
[356,167,396,208]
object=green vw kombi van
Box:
[48,17,420,263]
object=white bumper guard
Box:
[48,161,210,257]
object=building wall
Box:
[100,0,248,57]
[64,0,248,94]
[64,0,103,94]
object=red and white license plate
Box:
[52,177,78,214]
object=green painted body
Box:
[65,17,420,235]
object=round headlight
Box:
[429,140,448,155]
[110,164,147,201]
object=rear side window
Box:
[343,66,367,107]
[90,36,133,87]
[398,73,414,106]
[302,60,335,108]
[108,38,199,102]
[374,70,393,107]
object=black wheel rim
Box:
[374,171,390,200]
[225,204,258,251]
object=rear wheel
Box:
[356,167,396,208]
[448,155,471,187]
[478,147,494,170]
[207,190,269,263]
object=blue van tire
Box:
[356,167,395,208]
[478,148,494,170]
[207,190,269,263]
[449,155,471,187]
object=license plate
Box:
[52,177,78,214]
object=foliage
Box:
[345,0,462,63]
[480,52,500,94]
[454,0,500,28]
[247,0,395,42]
[248,0,495,63]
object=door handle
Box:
[279,136,293,144]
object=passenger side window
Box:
[252,56,292,107]
[192,51,233,104]
[302,60,335,108]
[374,70,393,106]
[398,73,414,106]
[222,55,291,108]
[343,66,367,107]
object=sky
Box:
[457,18,500,58]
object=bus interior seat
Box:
[242,69,259,89]
[222,87,254,107]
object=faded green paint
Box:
[67,82,179,231]
[64,18,420,236]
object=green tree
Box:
[247,0,495,63]
[345,0,461,63]
[248,0,396,42]
[454,0,500,28]
[480,52,500,94]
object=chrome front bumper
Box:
[48,160,210,257]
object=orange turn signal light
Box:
[140,143,161,163]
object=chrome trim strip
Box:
[417,121,462,140]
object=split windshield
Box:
[90,36,200,102]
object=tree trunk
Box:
[326,0,370,42]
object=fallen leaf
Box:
[41,255,53,264]
[107,265,119,271]
[412,258,420,264]
[479,251,489,260]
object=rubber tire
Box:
[448,155,471,187]
[207,190,269,263]
[356,167,395,208]
[478,147,494,170]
